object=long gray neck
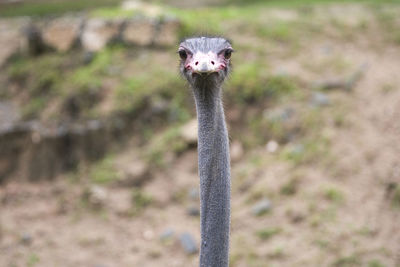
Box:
[193,85,231,267]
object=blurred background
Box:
[1,0,400,266]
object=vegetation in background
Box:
[88,155,119,184]
[0,0,122,17]
[3,0,400,17]
[228,65,297,104]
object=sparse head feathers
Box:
[179,36,232,54]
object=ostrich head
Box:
[178,37,233,90]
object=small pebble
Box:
[252,199,272,216]
[179,232,198,254]
[311,92,330,107]
[290,144,305,157]
[266,140,279,153]
[83,51,95,65]
[188,188,199,201]
[143,229,154,240]
[160,228,175,242]
[187,206,200,217]
[20,233,33,246]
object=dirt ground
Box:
[1,4,400,267]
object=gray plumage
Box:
[178,37,233,267]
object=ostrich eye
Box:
[224,49,232,59]
[179,50,187,60]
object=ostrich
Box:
[178,37,233,267]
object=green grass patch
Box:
[391,184,400,209]
[256,227,282,240]
[69,48,119,92]
[227,0,400,6]
[324,187,345,203]
[374,6,400,45]
[22,97,48,119]
[2,0,400,18]
[0,0,122,17]
[6,53,65,118]
[7,54,63,95]
[130,188,153,215]
[27,253,40,267]
[145,124,189,167]
[169,6,245,38]
[332,254,361,267]
[115,75,149,112]
[280,178,299,195]
[229,64,297,104]
[90,7,137,18]
[280,136,330,165]
[88,156,119,184]
[256,21,298,42]
[368,259,385,267]
[114,65,189,120]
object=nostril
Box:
[211,61,215,65]
[195,61,199,66]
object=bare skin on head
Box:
[178,37,233,267]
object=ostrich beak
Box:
[190,52,219,74]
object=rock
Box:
[264,107,295,123]
[41,17,83,52]
[149,97,169,116]
[122,18,155,46]
[160,228,174,242]
[312,64,367,91]
[287,144,305,159]
[153,17,181,47]
[24,24,47,55]
[143,229,155,240]
[179,233,198,254]
[82,185,108,209]
[0,118,111,183]
[121,1,162,17]
[0,101,20,125]
[0,18,29,66]
[252,199,272,216]
[20,233,33,245]
[180,119,198,145]
[321,44,333,55]
[187,206,200,217]
[265,140,279,153]
[188,187,199,201]
[230,141,244,162]
[82,18,123,51]
[310,92,330,107]
[83,51,95,65]
[116,157,150,187]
